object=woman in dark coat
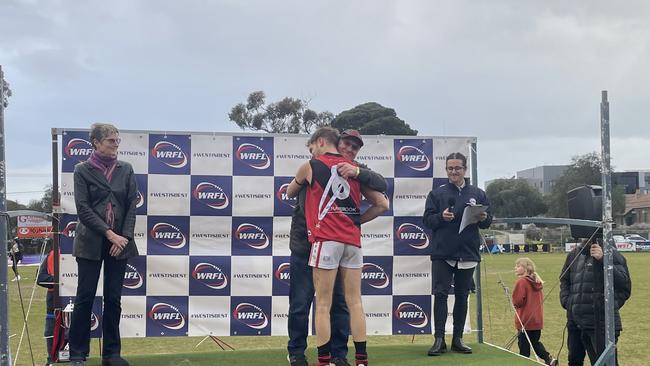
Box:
[68,123,138,366]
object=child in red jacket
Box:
[512,257,557,366]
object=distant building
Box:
[642,171,650,195]
[516,165,569,195]
[613,171,650,226]
[613,172,639,194]
[620,192,650,226]
[613,171,650,195]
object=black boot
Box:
[102,356,129,366]
[451,337,472,354]
[545,356,558,366]
[427,337,447,356]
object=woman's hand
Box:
[106,229,128,255]
[109,244,123,257]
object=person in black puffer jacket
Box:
[560,240,631,366]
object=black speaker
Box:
[567,185,602,239]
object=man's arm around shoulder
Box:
[360,186,389,224]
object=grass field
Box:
[68,344,542,366]
[7,252,649,365]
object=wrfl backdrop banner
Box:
[55,129,475,338]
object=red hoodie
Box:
[512,275,544,330]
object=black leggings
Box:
[518,329,551,362]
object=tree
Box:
[525,224,543,241]
[486,179,547,218]
[6,199,27,238]
[330,102,418,135]
[229,91,333,133]
[546,152,625,217]
[27,184,53,213]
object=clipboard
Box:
[459,204,488,233]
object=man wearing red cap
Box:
[286,127,388,366]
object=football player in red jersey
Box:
[287,127,388,366]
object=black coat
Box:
[559,244,631,332]
[73,160,139,261]
[422,183,492,262]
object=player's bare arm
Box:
[287,161,312,198]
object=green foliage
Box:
[7,199,27,211]
[27,184,53,213]
[486,179,546,218]
[546,152,625,217]
[330,102,418,135]
[612,184,626,215]
[524,224,543,241]
[229,91,333,133]
[6,199,27,237]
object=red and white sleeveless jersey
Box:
[305,153,361,246]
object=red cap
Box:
[340,129,364,147]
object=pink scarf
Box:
[87,150,118,228]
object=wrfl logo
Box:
[63,221,77,238]
[192,263,228,290]
[136,190,145,209]
[90,312,99,331]
[397,146,431,171]
[151,141,188,168]
[64,138,94,160]
[394,302,428,328]
[233,303,268,329]
[150,222,186,249]
[275,262,291,282]
[236,143,271,169]
[148,303,186,330]
[276,183,297,208]
[361,263,389,289]
[396,223,429,249]
[235,223,269,249]
[193,182,230,209]
[123,264,143,289]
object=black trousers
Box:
[431,260,474,338]
[567,320,619,366]
[10,253,20,277]
[518,329,551,362]
[567,320,586,366]
[581,328,619,366]
[68,245,127,361]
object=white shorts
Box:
[309,241,363,269]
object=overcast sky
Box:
[2,0,650,203]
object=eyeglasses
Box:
[102,138,121,145]
[341,139,361,151]
[446,166,465,172]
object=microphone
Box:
[447,197,456,212]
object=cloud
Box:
[1,0,649,192]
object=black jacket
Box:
[73,160,139,261]
[289,164,387,258]
[559,244,631,332]
[422,182,491,262]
